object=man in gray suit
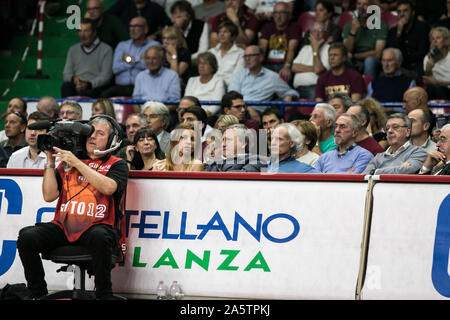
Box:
[142,101,171,156]
[363,113,427,174]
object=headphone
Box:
[88,114,123,156]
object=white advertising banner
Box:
[113,177,367,299]
[361,181,450,300]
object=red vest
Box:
[51,156,122,242]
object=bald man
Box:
[101,16,161,98]
[402,86,436,135]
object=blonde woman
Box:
[91,98,116,119]
[153,123,204,171]
[358,98,388,150]
[161,26,191,86]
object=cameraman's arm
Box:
[53,147,118,196]
[42,151,60,202]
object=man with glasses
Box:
[84,0,128,49]
[132,45,181,103]
[228,45,299,114]
[58,100,83,120]
[419,124,450,175]
[363,113,427,174]
[221,91,259,131]
[258,1,300,81]
[101,16,160,98]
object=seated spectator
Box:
[194,0,226,21]
[423,26,450,100]
[292,22,330,100]
[258,1,301,81]
[327,92,352,118]
[0,97,28,143]
[1,111,27,160]
[358,97,388,149]
[291,119,320,166]
[221,91,259,131]
[36,96,59,121]
[209,0,259,48]
[61,18,113,98]
[387,0,430,78]
[408,109,437,153]
[176,95,202,125]
[342,0,388,77]
[84,0,128,49]
[184,52,226,116]
[208,20,245,86]
[58,100,83,120]
[7,112,50,169]
[204,123,266,171]
[161,26,192,88]
[246,0,294,23]
[180,106,214,153]
[101,17,160,98]
[214,114,239,131]
[125,127,165,170]
[115,113,147,159]
[367,47,416,102]
[302,0,342,46]
[267,123,320,173]
[419,123,450,175]
[170,1,209,59]
[261,107,284,154]
[107,0,171,40]
[315,42,366,102]
[309,103,337,154]
[132,46,181,102]
[402,87,437,134]
[315,113,373,173]
[153,123,205,171]
[91,98,116,119]
[228,45,299,113]
[363,113,428,174]
[347,104,385,155]
[142,101,172,156]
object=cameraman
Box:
[342,0,388,77]
[17,115,129,300]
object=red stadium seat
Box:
[109,96,139,124]
[297,11,316,38]
[428,100,450,115]
[337,11,353,29]
[381,10,398,29]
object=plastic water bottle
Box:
[156,280,167,300]
[169,281,183,300]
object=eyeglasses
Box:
[59,110,75,117]
[385,124,408,131]
[244,53,260,59]
[438,136,449,143]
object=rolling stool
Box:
[40,245,125,300]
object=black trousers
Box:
[17,222,118,299]
[60,81,111,98]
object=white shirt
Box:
[424,52,450,89]
[209,43,245,86]
[293,43,330,88]
[245,0,293,14]
[184,74,226,115]
[7,146,47,169]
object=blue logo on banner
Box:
[431,194,450,297]
[0,179,23,276]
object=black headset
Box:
[88,114,123,156]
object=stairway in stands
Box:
[0,0,116,125]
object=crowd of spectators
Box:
[0,0,449,175]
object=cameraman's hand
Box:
[52,147,82,168]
